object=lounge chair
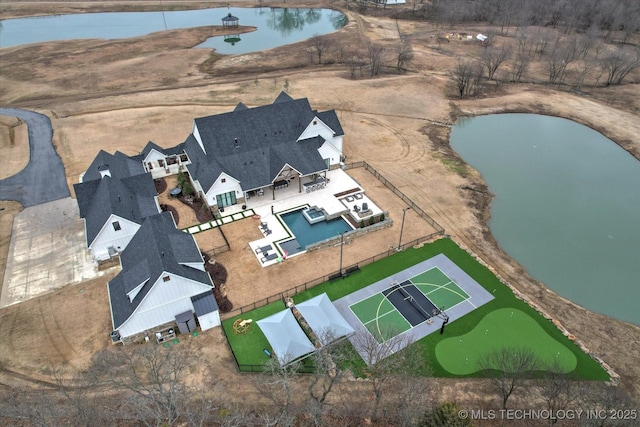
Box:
[362,202,369,211]
[354,193,363,200]
[255,244,273,254]
[353,205,360,212]
[261,252,279,263]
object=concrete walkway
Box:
[0,108,70,207]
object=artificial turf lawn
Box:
[222,300,286,370]
[224,238,610,380]
[436,308,577,375]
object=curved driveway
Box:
[0,108,70,207]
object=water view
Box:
[0,7,347,54]
[450,114,640,325]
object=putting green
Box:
[436,308,577,375]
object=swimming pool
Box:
[280,208,352,254]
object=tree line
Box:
[1,331,637,426]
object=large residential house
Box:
[74,150,160,261]
[183,92,344,209]
[75,93,344,342]
[108,212,220,343]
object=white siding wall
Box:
[118,274,212,338]
[205,173,242,207]
[298,117,334,142]
[298,117,343,166]
[197,311,221,330]
[90,215,140,261]
[318,141,342,166]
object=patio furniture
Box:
[354,193,363,200]
[261,252,279,263]
[345,196,354,202]
[255,244,273,254]
[353,205,360,212]
[169,187,182,197]
[362,202,369,211]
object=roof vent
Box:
[234,138,239,148]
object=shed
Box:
[176,310,197,334]
[191,291,221,331]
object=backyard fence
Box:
[220,161,445,371]
[343,161,445,234]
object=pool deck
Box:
[219,169,381,267]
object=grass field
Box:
[223,238,610,380]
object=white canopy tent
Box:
[257,309,316,365]
[296,293,355,345]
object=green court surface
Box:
[435,308,577,375]
[412,267,470,311]
[350,293,411,343]
[350,293,394,324]
[364,310,411,343]
[350,266,471,343]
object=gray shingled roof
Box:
[74,173,159,246]
[82,150,145,182]
[140,140,185,158]
[191,291,219,315]
[183,93,341,192]
[108,212,213,330]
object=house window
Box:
[163,276,171,282]
[158,159,165,167]
[313,120,317,125]
[147,162,153,170]
[180,154,189,163]
[112,221,121,231]
[216,191,237,208]
[221,178,226,183]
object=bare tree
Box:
[452,60,485,98]
[600,46,640,86]
[478,346,540,409]
[91,345,188,426]
[51,364,108,426]
[536,359,579,424]
[366,41,386,76]
[577,382,639,427]
[253,355,302,426]
[396,39,414,72]
[346,51,366,79]
[546,35,577,84]
[511,51,530,83]
[305,331,352,426]
[482,44,512,80]
[349,327,427,423]
[309,34,330,65]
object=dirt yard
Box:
[1,0,639,408]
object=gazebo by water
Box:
[222,12,239,28]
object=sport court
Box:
[333,254,494,362]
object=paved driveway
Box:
[0,108,70,207]
[0,197,105,308]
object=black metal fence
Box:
[220,162,445,372]
[344,161,445,233]
[222,162,444,319]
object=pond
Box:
[0,7,347,54]
[450,114,640,325]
